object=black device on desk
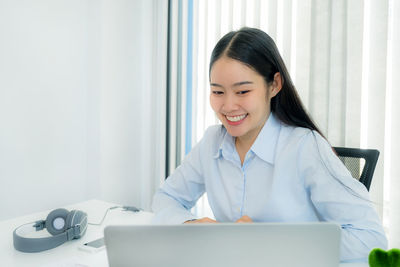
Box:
[79,237,105,253]
[79,205,140,253]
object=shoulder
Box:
[280,125,331,160]
[277,125,335,167]
[193,124,226,154]
[278,125,367,193]
[286,128,354,184]
[277,124,318,151]
[201,124,225,143]
[203,124,225,137]
[178,124,225,169]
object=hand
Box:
[184,217,218,224]
[235,215,253,223]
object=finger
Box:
[235,215,253,223]
[184,217,218,224]
[199,217,218,223]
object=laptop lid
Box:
[104,222,341,267]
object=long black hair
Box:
[209,27,325,138]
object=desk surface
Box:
[0,199,153,267]
[0,200,368,267]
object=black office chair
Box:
[333,147,380,191]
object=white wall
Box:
[0,0,167,220]
[97,0,167,210]
[0,0,90,220]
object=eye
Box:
[237,90,250,95]
[212,91,224,95]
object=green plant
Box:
[369,248,400,267]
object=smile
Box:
[225,114,248,125]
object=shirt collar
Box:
[250,112,281,164]
[213,112,281,164]
[213,127,234,159]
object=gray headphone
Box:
[13,208,87,253]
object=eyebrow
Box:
[210,81,253,88]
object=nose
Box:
[221,93,239,113]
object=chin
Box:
[224,126,246,137]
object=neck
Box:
[235,122,264,157]
[235,135,256,153]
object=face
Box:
[209,56,280,144]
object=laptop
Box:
[104,222,341,267]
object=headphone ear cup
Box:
[65,210,76,229]
[45,208,69,236]
[65,210,88,239]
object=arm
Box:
[152,157,204,224]
[299,132,388,262]
[152,130,211,224]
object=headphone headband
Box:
[13,222,69,253]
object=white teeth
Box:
[226,114,247,122]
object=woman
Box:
[152,27,387,262]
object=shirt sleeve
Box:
[151,128,213,224]
[298,131,388,262]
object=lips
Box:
[225,114,248,125]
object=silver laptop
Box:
[104,222,341,267]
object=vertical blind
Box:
[167,0,400,248]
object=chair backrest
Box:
[333,147,379,191]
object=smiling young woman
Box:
[152,27,387,262]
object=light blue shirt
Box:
[152,113,387,262]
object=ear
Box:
[269,72,282,97]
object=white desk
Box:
[0,200,153,267]
[0,200,368,267]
